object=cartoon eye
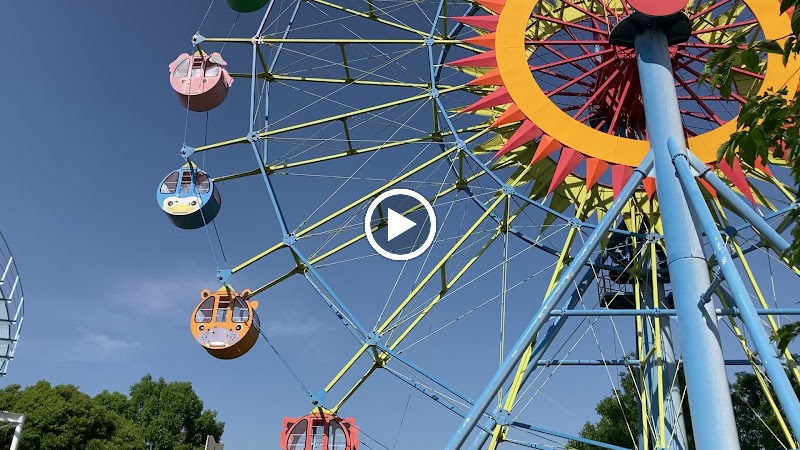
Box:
[235,325,242,331]
[198,325,205,331]
[167,201,174,206]
[191,201,197,206]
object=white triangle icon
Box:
[387,208,417,242]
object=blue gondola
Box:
[157,162,221,229]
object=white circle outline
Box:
[364,189,437,261]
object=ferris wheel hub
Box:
[609,11,692,48]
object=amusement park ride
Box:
[159,0,800,448]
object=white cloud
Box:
[78,329,142,353]
[35,328,143,363]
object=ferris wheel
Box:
[159,0,800,449]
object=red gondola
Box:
[281,411,359,450]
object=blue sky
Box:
[2,1,800,449]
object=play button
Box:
[387,209,416,242]
[365,189,437,261]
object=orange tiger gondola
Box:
[190,287,260,359]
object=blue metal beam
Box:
[670,138,800,441]
[442,152,654,449]
[548,308,800,317]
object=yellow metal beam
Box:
[487,191,591,449]
[196,86,465,153]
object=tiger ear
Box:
[201,289,211,298]
[249,301,259,311]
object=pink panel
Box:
[450,15,500,31]
[463,86,512,112]
[446,50,498,67]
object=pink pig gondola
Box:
[169,51,233,112]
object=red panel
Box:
[585,158,609,191]
[464,33,497,49]
[467,68,504,86]
[475,0,505,14]
[531,134,561,164]
[494,120,543,159]
[611,165,633,199]
[549,148,584,194]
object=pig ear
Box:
[201,289,212,298]
[249,300,259,311]
[169,53,190,71]
[210,52,227,67]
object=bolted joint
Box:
[192,34,206,45]
[283,234,297,246]
[721,226,738,238]
[568,218,583,229]
[180,144,196,159]
[429,88,440,99]
[424,37,435,47]
[501,184,515,195]
[645,232,662,243]
[492,407,513,426]
[366,331,381,345]
[247,132,261,143]
[792,202,800,211]
[216,269,232,284]
[455,139,467,151]
[310,390,327,408]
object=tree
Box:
[568,371,793,450]
[0,381,131,450]
[0,375,223,450]
[128,375,224,450]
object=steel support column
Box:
[635,28,740,449]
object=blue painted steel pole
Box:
[634,28,740,449]
[442,152,654,450]
[669,140,800,440]
[684,152,792,253]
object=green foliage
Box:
[0,376,223,450]
[700,1,800,268]
[129,375,224,450]
[568,371,792,450]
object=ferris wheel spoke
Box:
[196,87,464,153]
[676,50,764,82]
[559,0,611,26]
[673,74,725,125]
[305,0,480,53]
[691,19,758,36]
[529,13,610,36]
[572,66,624,119]
[529,48,613,72]
[690,0,735,21]
[231,73,444,90]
